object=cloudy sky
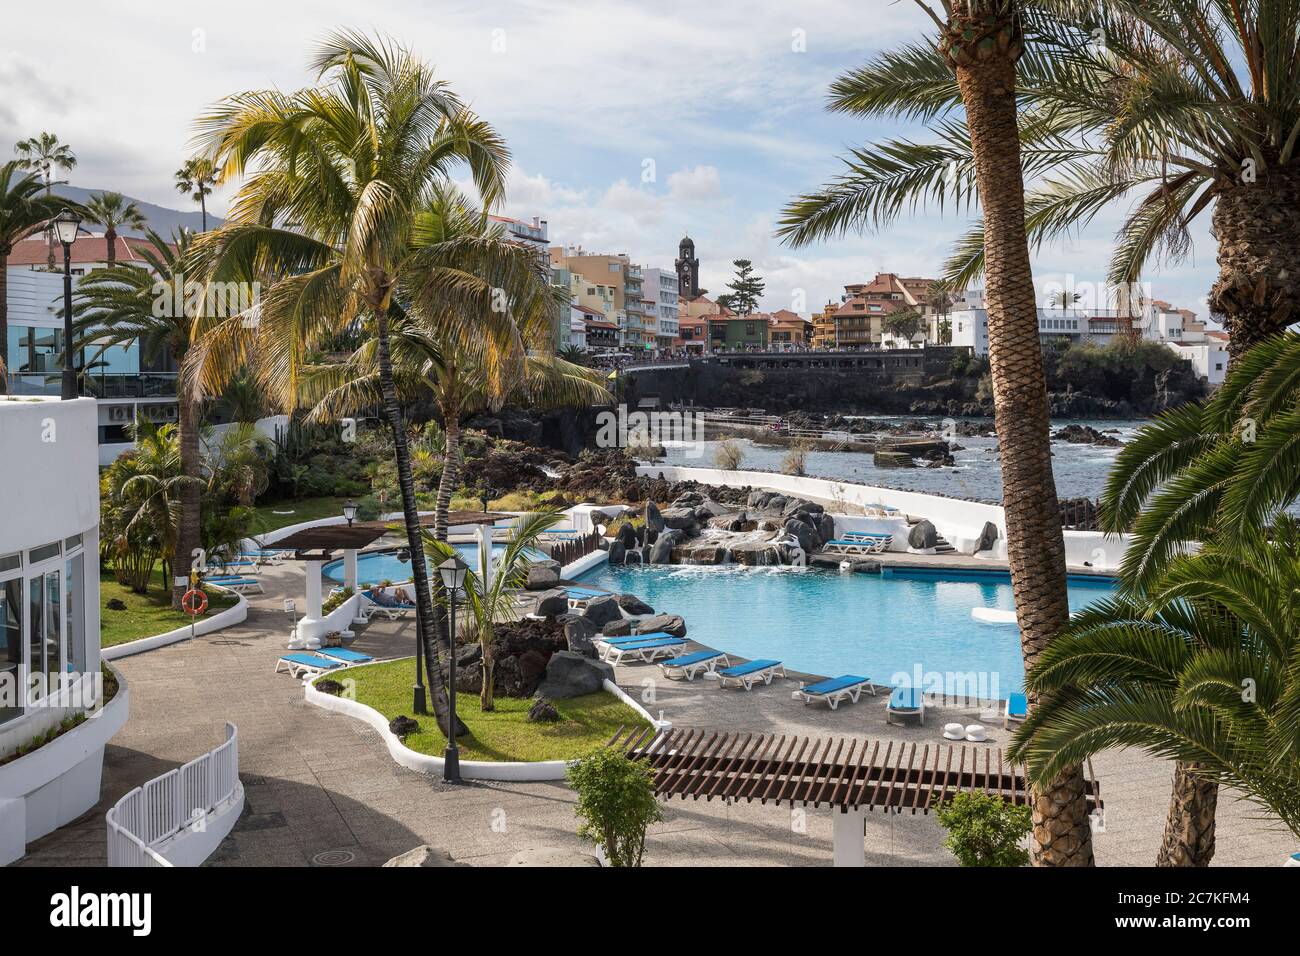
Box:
[3,0,1217,317]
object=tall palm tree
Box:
[796,3,1300,359]
[84,192,146,266]
[779,1,1093,865]
[1010,517,1300,844]
[1097,331,1300,863]
[69,230,202,608]
[174,157,218,232]
[183,31,512,738]
[423,510,562,711]
[14,132,75,270]
[101,418,188,594]
[0,161,66,391]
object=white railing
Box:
[106,722,240,867]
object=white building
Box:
[0,396,123,865]
[1166,332,1230,386]
[642,268,681,350]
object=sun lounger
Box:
[792,674,874,709]
[564,587,607,609]
[595,631,674,647]
[209,558,258,571]
[886,685,925,725]
[715,659,785,690]
[601,637,688,665]
[1003,692,1028,728]
[276,652,344,679]
[206,577,264,595]
[823,532,893,556]
[360,594,416,621]
[314,647,374,664]
[659,650,729,681]
[241,550,283,565]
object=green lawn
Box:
[100,567,239,648]
[317,656,649,762]
[249,496,353,534]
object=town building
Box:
[642,267,681,351]
[550,246,648,349]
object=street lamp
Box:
[437,554,470,784]
[342,500,357,527]
[52,209,82,400]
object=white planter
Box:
[303,661,666,782]
[0,664,130,864]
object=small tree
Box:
[566,747,663,867]
[714,438,744,470]
[935,791,1031,867]
[715,258,764,317]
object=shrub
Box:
[714,438,744,471]
[935,791,1032,867]
[780,441,810,476]
[321,587,353,615]
[566,747,663,867]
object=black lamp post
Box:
[437,554,469,783]
[52,209,82,400]
[342,500,357,527]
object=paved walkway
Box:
[15,562,1289,867]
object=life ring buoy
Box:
[182,588,209,616]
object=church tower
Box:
[675,234,701,298]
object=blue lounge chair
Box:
[1003,692,1028,728]
[601,637,688,665]
[361,593,416,621]
[315,647,373,664]
[659,649,728,681]
[886,685,925,725]
[276,652,344,678]
[793,674,873,709]
[596,631,674,647]
[715,659,785,690]
[564,587,607,609]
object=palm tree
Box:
[1010,518,1300,845]
[14,132,75,270]
[100,418,188,594]
[0,161,66,391]
[423,510,562,711]
[84,192,146,266]
[174,157,218,232]
[792,4,1300,359]
[778,1,1093,865]
[184,30,512,738]
[1097,331,1300,863]
[69,230,202,608]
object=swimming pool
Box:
[577,563,1114,697]
[323,544,548,587]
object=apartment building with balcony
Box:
[642,267,681,350]
[549,246,647,349]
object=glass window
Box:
[1,579,20,725]
[0,553,19,574]
[29,576,44,701]
[45,570,61,687]
[66,554,85,676]
[64,534,83,552]
[28,541,60,563]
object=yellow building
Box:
[550,247,648,349]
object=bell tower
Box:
[675,234,701,298]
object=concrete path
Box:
[14,561,1290,867]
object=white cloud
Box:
[667,165,722,202]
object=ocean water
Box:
[651,417,1144,501]
[579,562,1115,696]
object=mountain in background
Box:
[50,184,223,237]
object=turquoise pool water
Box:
[323,545,547,587]
[577,563,1114,697]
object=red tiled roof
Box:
[573,304,606,317]
[584,320,618,331]
[6,235,163,266]
[1206,331,1229,341]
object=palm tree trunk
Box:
[200,193,208,233]
[1209,170,1300,360]
[375,309,461,737]
[949,10,1095,866]
[105,226,116,267]
[1156,761,1217,866]
[480,639,495,711]
[173,363,203,610]
[434,410,461,541]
